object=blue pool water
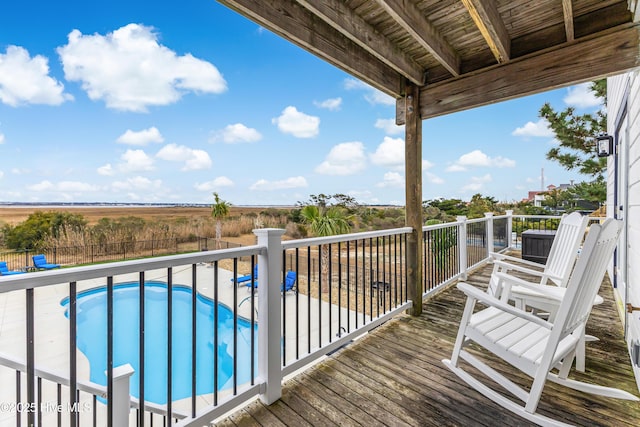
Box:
[60,282,257,404]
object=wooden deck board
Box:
[215,261,640,426]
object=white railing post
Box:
[484,212,494,256]
[505,210,514,249]
[112,364,134,427]
[457,216,468,280]
[254,228,285,404]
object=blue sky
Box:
[0,0,604,206]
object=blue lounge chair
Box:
[231,265,258,285]
[282,271,297,292]
[246,271,297,293]
[0,261,25,275]
[32,254,61,270]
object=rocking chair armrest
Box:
[492,260,562,283]
[456,282,553,329]
[490,252,546,270]
[494,272,564,302]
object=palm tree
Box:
[300,204,351,292]
[211,192,231,249]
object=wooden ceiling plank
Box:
[563,0,575,41]
[217,0,404,97]
[376,0,461,76]
[460,0,510,63]
[396,23,640,122]
[296,0,425,85]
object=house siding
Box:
[608,70,640,391]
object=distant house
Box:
[526,183,598,211]
[607,70,640,390]
[527,184,559,207]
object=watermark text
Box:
[0,401,91,413]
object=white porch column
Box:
[254,228,285,404]
[505,210,514,249]
[457,216,468,280]
[485,212,494,256]
[112,364,134,427]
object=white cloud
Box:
[97,163,114,176]
[426,172,444,184]
[112,176,162,191]
[422,160,434,170]
[461,174,492,192]
[0,133,4,144]
[445,164,465,172]
[375,118,404,135]
[447,150,515,172]
[195,176,234,191]
[512,118,553,138]
[211,123,262,143]
[564,83,602,109]
[27,180,99,192]
[116,127,164,145]
[0,171,3,179]
[314,97,342,111]
[120,149,155,172]
[27,181,54,191]
[57,181,101,192]
[156,143,212,171]
[249,176,308,191]
[370,136,404,169]
[344,78,394,105]
[272,106,319,138]
[315,141,366,175]
[0,45,72,106]
[57,24,227,112]
[376,171,404,188]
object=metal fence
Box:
[0,211,599,426]
[0,237,242,272]
[0,228,415,427]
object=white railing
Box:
[0,227,415,426]
[0,211,597,426]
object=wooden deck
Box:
[216,262,640,427]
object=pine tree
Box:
[538,80,607,204]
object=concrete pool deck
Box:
[0,263,366,426]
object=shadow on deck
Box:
[217,262,640,426]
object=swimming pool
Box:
[60,282,257,404]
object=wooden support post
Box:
[404,83,423,316]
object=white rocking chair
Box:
[490,212,596,372]
[443,219,638,427]
[488,212,589,299]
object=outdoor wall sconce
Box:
[596,133,614,157]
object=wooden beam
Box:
[217,0,405,97]
[461,0,510,63]
[404,83,423,317]
[296,0,425,85]
[394,23,640,122]
[562,0,575,42]
[377,0,461,76]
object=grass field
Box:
[0,206,279,226]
